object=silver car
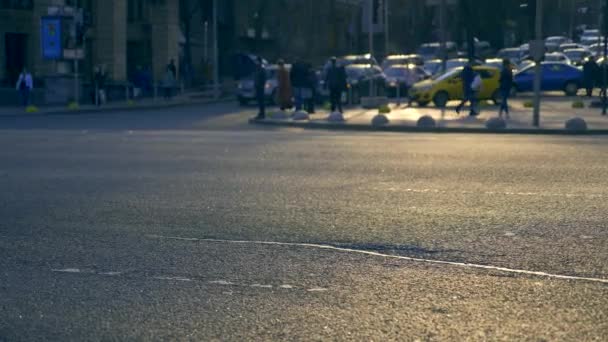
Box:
[236,64,291,106]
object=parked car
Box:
[236,64,291,106]
[580,35,601,46]
[563,48,593,66]
[484,58,517,71]
[318,64,386,104]
[409,65,501,108]
[521,52,571,65]
[497,48,526,64]
[559,43,587,52]
[546,36,572,47]
[422,59,443,75]
[383,64,429,98]
[339,54,379,67]
[513,62,583,96]
[417,42,457,60]
[381,54,424,70]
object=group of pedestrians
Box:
[582,56,608,98]
[453,59,514,119]
[254,57,347,120]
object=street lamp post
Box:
[212,0,219,99]
[532,0,543,127]
[369,0,374,96]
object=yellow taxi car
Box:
[409,65,501,107]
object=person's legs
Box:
[469,92,478,116]
[294,88,303,111]
[20,88,29,107]
[500,91,510,118]
[330,89,338,112]
[256,91,265,118]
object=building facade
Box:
[0,0,179,89]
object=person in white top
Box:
[15,68,33,107]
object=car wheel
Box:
[564,82,578,96]
[417,101,429,107]
[433,91,449,108]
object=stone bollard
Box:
[485,117,507,130]
[371,114,390,127]
[292,110,310,121]
[565,117,588,131]
[417,115,437,128]
[327,111,345,122]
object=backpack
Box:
[471,74,482,92]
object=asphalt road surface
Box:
[1,103,607,341]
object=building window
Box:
[128,0,145,22]
[0,0,33,10]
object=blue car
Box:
[513,62,583,96]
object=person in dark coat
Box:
[254,57,267,119]
[498,59,514,118]
[455,63,476,115]
[305,65,317,114]
[167,59,177,80]
[325,57,347,113]
[290,59,308,111]
[583,56,599,97]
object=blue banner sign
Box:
[41,16,62,60]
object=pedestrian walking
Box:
[305,65,317,114]
[498,59,514,119]
[277,59,293,111]
[167,59,177,80]
[254,57,267,119]
[290,59,308,111]
[162,66,176,100]
[15,68,33,107]
[93,65,107,106]
[455,63,477,116]
[583,56,599,97]
[325,57,347,113]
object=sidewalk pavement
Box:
[251,98,608,134]
[0,95,233,118]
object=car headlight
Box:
[265,83,272,89]
[389,82,398,87]
[237,83,243,90]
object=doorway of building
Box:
[4,33,28,87]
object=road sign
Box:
[41,16,62,60]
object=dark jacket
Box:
[325,65,347,91]
[290,62,309,88]
[254,65,267,93]
[462,65,475,93]
[583,60,599,82]
[306,68,318,91]
[499,67,513,92]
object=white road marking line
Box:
[146,234,608,285]
[51,268,95,274]
[153,276,193,282]
[307,288,328,292]
[381,187,606,199]
[208,280,236,286]
[49,269,316,291]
